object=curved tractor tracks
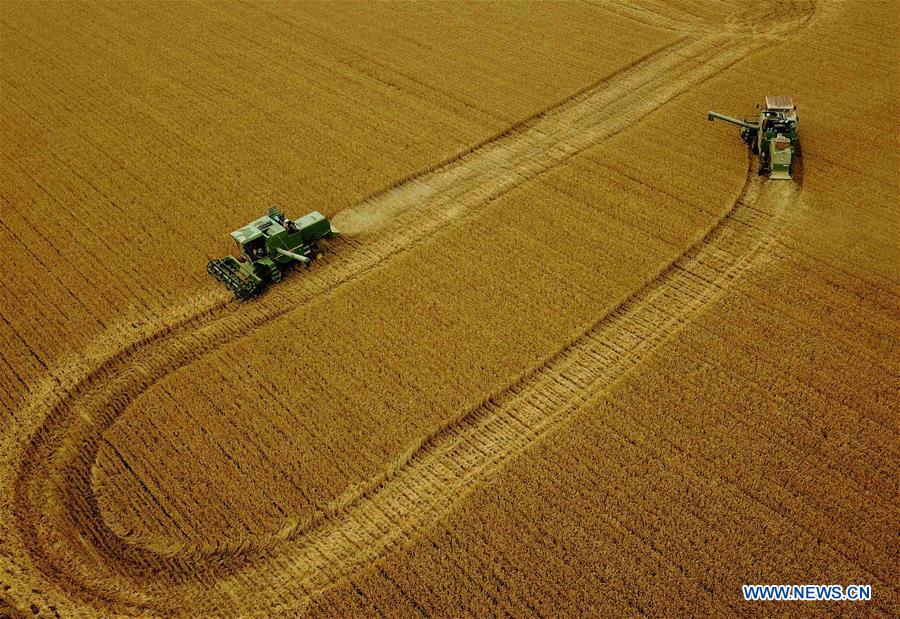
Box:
[3,3,815,615]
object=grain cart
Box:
[708,95,800,179]
[208,207,338,299]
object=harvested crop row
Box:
[87,24,754,557]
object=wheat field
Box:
[1,0,897,616]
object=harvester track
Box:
[3,3,818,615]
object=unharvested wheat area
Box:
[1,0,897,617]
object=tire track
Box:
[3,4,816,615]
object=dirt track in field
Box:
[3,3,817,614]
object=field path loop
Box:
[2,2,818,614]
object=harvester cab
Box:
[708,95,800,180]
[208,207,338,300]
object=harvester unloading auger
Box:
[208,207,338,300]
[708,95,800,180]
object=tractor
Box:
[208,207,338,299]
[708,95,800,180]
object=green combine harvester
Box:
[708,95,800,180]
[208,207,338,299]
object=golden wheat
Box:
[1,0,896,616]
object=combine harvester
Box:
[208,207,338,300]
[708,95,801,179]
